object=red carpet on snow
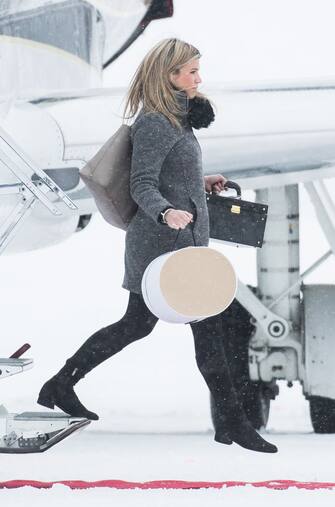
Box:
[1,480,335,490]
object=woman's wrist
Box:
[159,207,174,224]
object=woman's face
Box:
[170,58,202,99]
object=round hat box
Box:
[141,246,237,324]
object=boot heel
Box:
[37,374,99,420]
[37,394,55,409]
[37,383,56,409]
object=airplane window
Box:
[0,1,172,71]
[102,0,173,68]
[0,0,103,68]
[97,0,150,65]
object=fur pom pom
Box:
[188,97,215,129]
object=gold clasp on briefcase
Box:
[231,205,241,214]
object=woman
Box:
[38,39,277,454]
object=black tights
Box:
[68,292,240,422]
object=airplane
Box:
[0,0,335,452]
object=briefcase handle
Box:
[223,180,242,198]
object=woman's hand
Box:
[165,209,193,230]
[204,174,228,194]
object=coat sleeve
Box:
[130,113,179,223]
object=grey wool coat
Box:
[122,96,210,294]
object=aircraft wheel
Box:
[209,294,278,432]
[210,381,277,431]
[309,396,335,433]
[241,381,278,429]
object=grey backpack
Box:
[80,124,138,230]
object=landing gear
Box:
[210,297,278,431]
[210,378,277,431]
[239,381,278,429]
[309,396,335,433]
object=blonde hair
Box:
[124,38,205,128]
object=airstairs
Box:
[0,344,90,453]
[0,127,90,453]
[0,125,77,253]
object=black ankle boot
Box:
[227,416,277,453]
[37,361,99,420]
[211,406,233,445]
[214,429,233,445]
[213,393,277,453]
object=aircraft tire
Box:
[210,381,277,431]
[309,396,335,433]
[209,294,278,431]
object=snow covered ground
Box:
[2,430,335,506]
[1,182,335,505]
[3,482,335,507]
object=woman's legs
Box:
[190,314,277,453]
[37,292,158,419]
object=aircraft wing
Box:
[1,80,334,254]
[197,81,335,189]
[36,80,335,190]
[205,162,335,191]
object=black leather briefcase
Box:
[206,181,268,248]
